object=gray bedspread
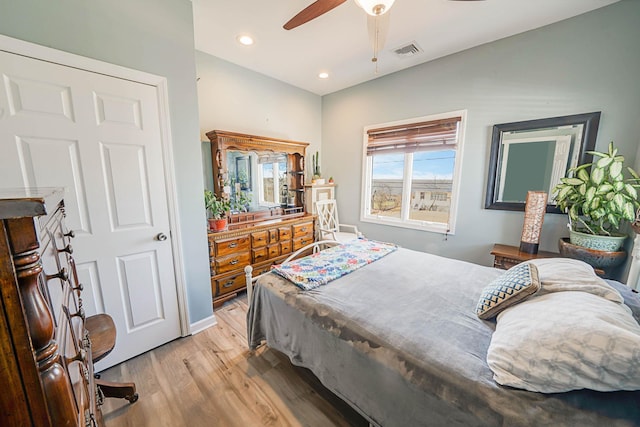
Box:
[247,248,640,427]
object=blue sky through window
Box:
[372,150,455,180]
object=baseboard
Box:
[189,314,217,335]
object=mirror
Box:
[206,130,308,221]
[226,150,292,212]
[485,112,601,213]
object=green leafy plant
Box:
[231,190,252,212]
[204,189,230,220]
[553,141,640,236]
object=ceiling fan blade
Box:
[283,0,348,30]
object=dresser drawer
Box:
[214,236,250,257]
[268,244,280,259]
[293,222,313,238]
[251,261,273,277]
[252,246,268,264]
[213,272,246,297]
[268,229,279,244]
[280,240,292,255]
[251,230,269,248]
[293,235,313,251]
[279,226,292,240]
[214,252,251,275]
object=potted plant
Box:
[204,189,230,232]
[553,141,640,251]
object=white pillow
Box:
[487,291,640,393]
[526,258,623,304]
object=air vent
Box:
[392,41,423,58]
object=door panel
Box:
[16,136,92,234]
[0,49,181,369]
[101,142,152,229]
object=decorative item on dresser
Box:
[0,189,136,427]
[208,215,314,307]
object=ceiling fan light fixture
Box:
[355,0,395,16]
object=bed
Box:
[246,241,640,427]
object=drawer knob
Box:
[230,259,239,265]
[228,242,238,248]
[73,283,84,292]
[71,307,86,320]
[67,348,87,364]
[58,244,73,254]
[223,280,234,288]
[46,267,68,283]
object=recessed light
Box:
[318,72,329,79]
[237,34,254,46]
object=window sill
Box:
[361,216,453,234]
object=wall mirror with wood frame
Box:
[485,112,601,213]
[206,130,309,226]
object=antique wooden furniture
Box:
[490,243,560,270]
[85,314,137,403]
[205,130,316,307]
[206,130,308,218]
[208,215,314,307]
[491,243,606,276]
[0,189,135,427]
[0,189,100,426]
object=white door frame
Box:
[0,33,191,335]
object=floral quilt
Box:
[271,238,398,291]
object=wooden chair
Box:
[314,199,363,243]
[85,314,139,403]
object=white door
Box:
[0,49,182,368]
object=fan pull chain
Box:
[372,15,379,74]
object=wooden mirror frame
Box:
[206,130,309,225]
[485,112,601,213]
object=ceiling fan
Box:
[283,0,485,31]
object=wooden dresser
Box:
[208,215,314,307]
[0,189,103,426]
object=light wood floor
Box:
[100,294,367,427]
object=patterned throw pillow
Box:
[476,263,540,320]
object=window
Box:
[361,111,466,233]
[257,154,287,206]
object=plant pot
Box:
[208,218,228,232]
[568,229,627,252]
[558,238,626,269]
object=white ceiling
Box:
[193,0,619,96]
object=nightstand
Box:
[491,243,606,276]
[491,243,560,270]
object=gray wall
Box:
[322,0,640,275]
[196,52,322,189]
[0,0,213,323]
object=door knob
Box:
[156,233,168,241]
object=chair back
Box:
[315,199,340,233]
